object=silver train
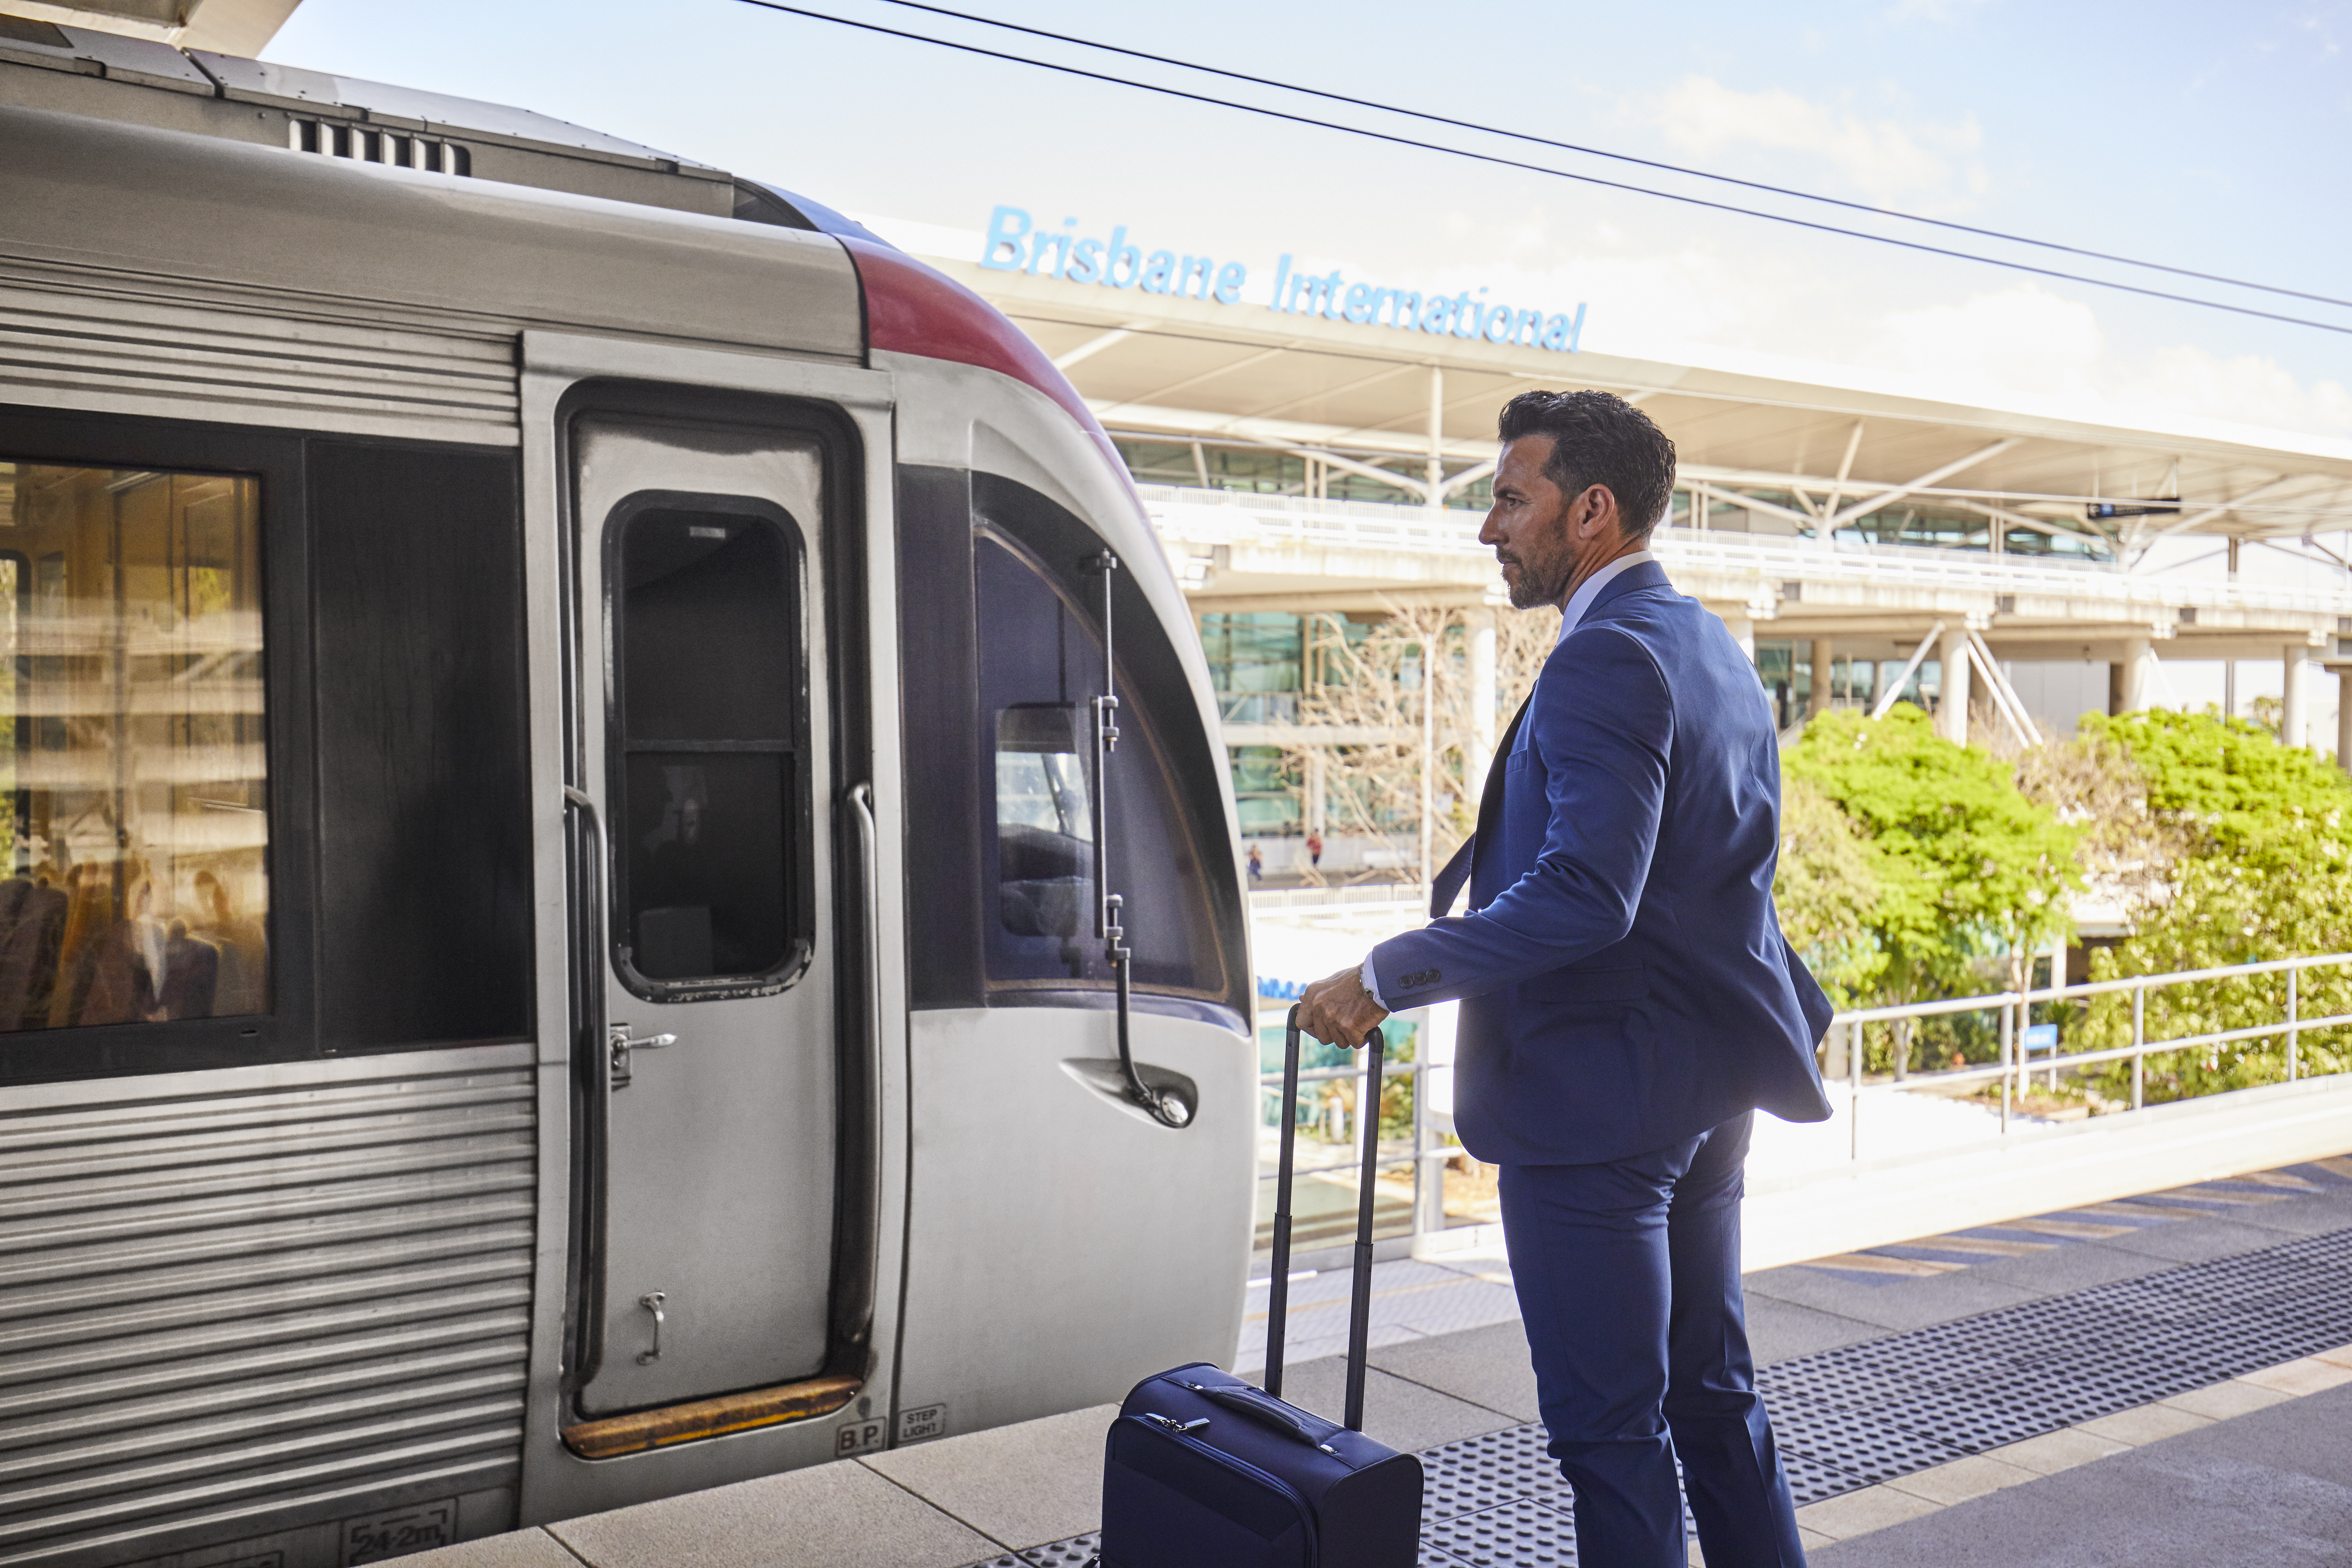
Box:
[0,26,1253,1567]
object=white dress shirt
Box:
[1360,548,1659,1008]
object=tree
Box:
[1774,776,1886,1008]
[1785,706,2081,1009]
[2068,709,2352,1099]
[2012,724,2189,917]
[1280,603,1555,876]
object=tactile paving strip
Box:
[1421,1496,1579,1568]
[960,1225,2352,1568]
[1420,1424,1572,1522]
[968,1533,1101,1568]
[1019,1534,1099,1567]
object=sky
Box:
[264,0,2352,448]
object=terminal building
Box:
[910,208,2352,877]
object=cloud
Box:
[1857,282,2352,441]
[1884,0,1993,20]
[1865,284,2105,403]
[2121,344,2352,439]
[1648,76,1985,206]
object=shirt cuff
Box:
[1359,955,1386,1009]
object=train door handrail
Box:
[1090,551,1190,1129]
[561,783,612,1393]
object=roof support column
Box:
[2225,539,2242,719]
[2339,671,2352,774]
[1466,608,1498,790]
[2118,636,2153,713]
[2283,645,2308,750]
[1426,366,1444,519]
[1938,624,1972,744]
[1723,613,1756,665]
[1810,637,1835,722]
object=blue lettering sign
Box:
[975,204,1587,352]
[980,205,1031,271]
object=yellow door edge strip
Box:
[562,1372,864,1460]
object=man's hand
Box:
[1295,962,1390,1050]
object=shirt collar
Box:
[1555,550,1655,645]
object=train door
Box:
[518,339,905,1508]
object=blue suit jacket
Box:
[1371,561,1833,1165]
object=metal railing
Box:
[1254,950,2352,1250]
[1829,951,2352,1160]
[1254,1045,1447,1253]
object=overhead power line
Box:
[735,0,2352,340]
[864,0,2352,316]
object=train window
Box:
[0,461,267,1029]
[609,502,807,989]
[995,702,1092,939]
[310,441,531,1049]
[974,524,1227,1000]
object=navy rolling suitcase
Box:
[1097,1006,1424,1568]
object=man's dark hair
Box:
[1496,389,1678,540]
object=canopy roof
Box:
[944,261,2352,554]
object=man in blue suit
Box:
[1296,390,1833,1568]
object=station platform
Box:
[390,1155,2352,1568]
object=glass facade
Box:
[1130,458,2110,842]
[1199,611,1302,723]
[1113,439,1493,510]
[1759,640,1942,727]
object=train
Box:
[0,23,1253,1567]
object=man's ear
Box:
[1573,484,1616,539]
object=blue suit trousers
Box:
[1498,1115,1806,1568]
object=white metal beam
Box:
[1441,456,1499,499]
[1682,480,1818,533]
[1872,621,1946,720]
[1096,346,1290,417]
[1823,420,1864,520]
[1263,442,1433,501]
[1050,326,1138,371]
[1830,440,2022,530]
[1966,630,2042,748]
[1242,360,1428,424]
[2137,474,2312,546]
[1946,498,2109,547]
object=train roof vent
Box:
[288,117,470,176]
[187,51,719,171]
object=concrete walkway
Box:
[1813,1377,2352,1566]
[386,1155,2352,1568]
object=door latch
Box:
[608,1022,677,1090]
[637,1290,667,1364]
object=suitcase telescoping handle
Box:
[1266,1003,1386,1432]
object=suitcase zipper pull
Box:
[1142,1413,1212,1436]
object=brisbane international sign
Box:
[979,205,1588,355]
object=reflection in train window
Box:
[611,503,804,988]
[995,702,1092,939]
[975,526,1224,997]
[0,460,267,1029]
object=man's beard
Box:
[1500,553,1568,610]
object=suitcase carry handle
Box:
[1267,1004,1386,1432]
[1178,1378,1344,1451]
